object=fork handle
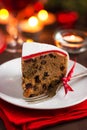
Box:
[71,70,87,80]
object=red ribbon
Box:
[62,60,76,94]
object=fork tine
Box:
[23,93,49,102]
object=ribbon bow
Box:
[62,60,76,94]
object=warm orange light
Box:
[54,32,84,49]
[26,39,34,43]
[38,9,48,21]
[7,24,18,37]
[0,8,9,20]
[63,35,83,42]
[19,16,43,33]
[28,16,38,27]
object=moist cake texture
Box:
[22,42,69,97]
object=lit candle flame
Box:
[28,16,38,27]
[19,16,43,33]
[0,8,9,20]
[38,9,48,21]
[63,35,83,42]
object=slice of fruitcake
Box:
[21,42,69,97]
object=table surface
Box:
[0,23,87,130]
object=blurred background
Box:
[0,0,87,53]
[0,0,87,28]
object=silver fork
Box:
[71,70,87,80]
[23,70,87,102]
[23,93,49,103]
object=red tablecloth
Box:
[0,99,87,130]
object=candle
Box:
[54,30,87,53]
[0,8,9,24]
[37,9,56,26]
[19,16,43,33]
[63,35,83,43]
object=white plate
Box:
[0,58,87,109]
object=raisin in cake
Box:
[22,42,69,97]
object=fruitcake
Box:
[21,42,69,97]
